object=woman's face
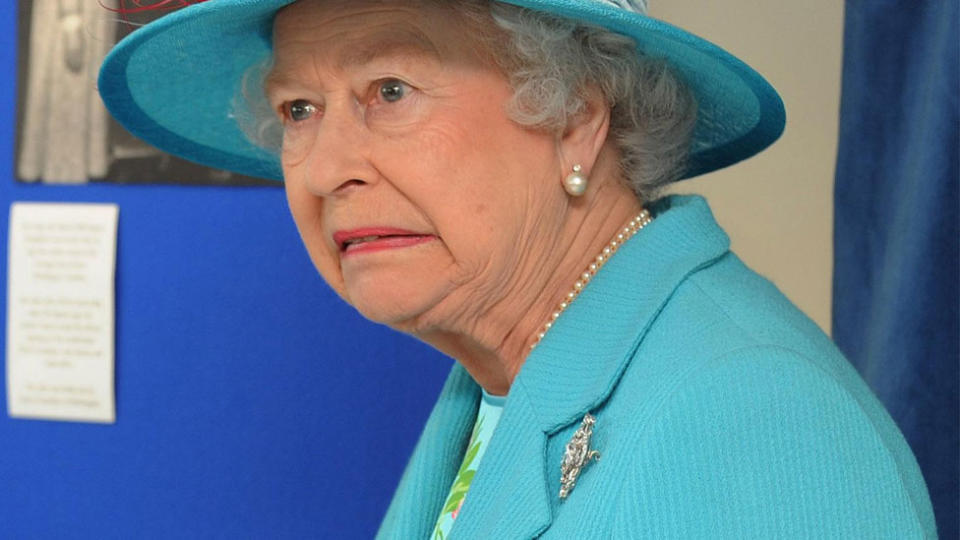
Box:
[268,0,567,332]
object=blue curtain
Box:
[833,1,958,537]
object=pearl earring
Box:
[563,164,588,197]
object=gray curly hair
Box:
[239,0,696,201]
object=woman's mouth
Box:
[334,228,437,257]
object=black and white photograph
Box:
[14,0,272,186]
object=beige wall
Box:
[650,1,845,333]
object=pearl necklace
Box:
[530,209,653,350]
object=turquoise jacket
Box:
[377,196,936,539]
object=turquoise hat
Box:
[98,0,785,182]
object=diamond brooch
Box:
[559,413,600,500]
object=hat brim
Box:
[98,0,785,182]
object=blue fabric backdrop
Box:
[0,2,452,538]
[833,2,959,538]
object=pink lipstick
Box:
[333,228,436,257]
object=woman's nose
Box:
[300,102,376,197]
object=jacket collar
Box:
[514,195,731,434]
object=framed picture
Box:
[14,0,274,186]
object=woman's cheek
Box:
[306,232,348,299]
[284,182,341,289]
[280,124,318,168]
[314,249,348,298]
[388,118,469,173]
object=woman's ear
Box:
[558,84,612,175]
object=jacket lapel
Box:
[376,364,480,540]
[448,386,553,539]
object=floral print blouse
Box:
[431,390,505,540]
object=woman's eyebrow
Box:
[263,71,303,100]
[265,31,441,96]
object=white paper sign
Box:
[6,203,118,423]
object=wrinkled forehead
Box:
[267,0,493,88]
[273,0,476,64]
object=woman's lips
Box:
[333,228,437,257]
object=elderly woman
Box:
[100,0,935,538]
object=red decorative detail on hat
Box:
[100,0,210,15]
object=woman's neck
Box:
[415,175,645,396]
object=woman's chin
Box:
[344,287,441,330]
[339,258,456,329]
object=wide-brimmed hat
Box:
[98,0,785,182]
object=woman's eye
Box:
[284,99,317,122]
[378,79,409,103]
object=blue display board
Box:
[0,3,452,537]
